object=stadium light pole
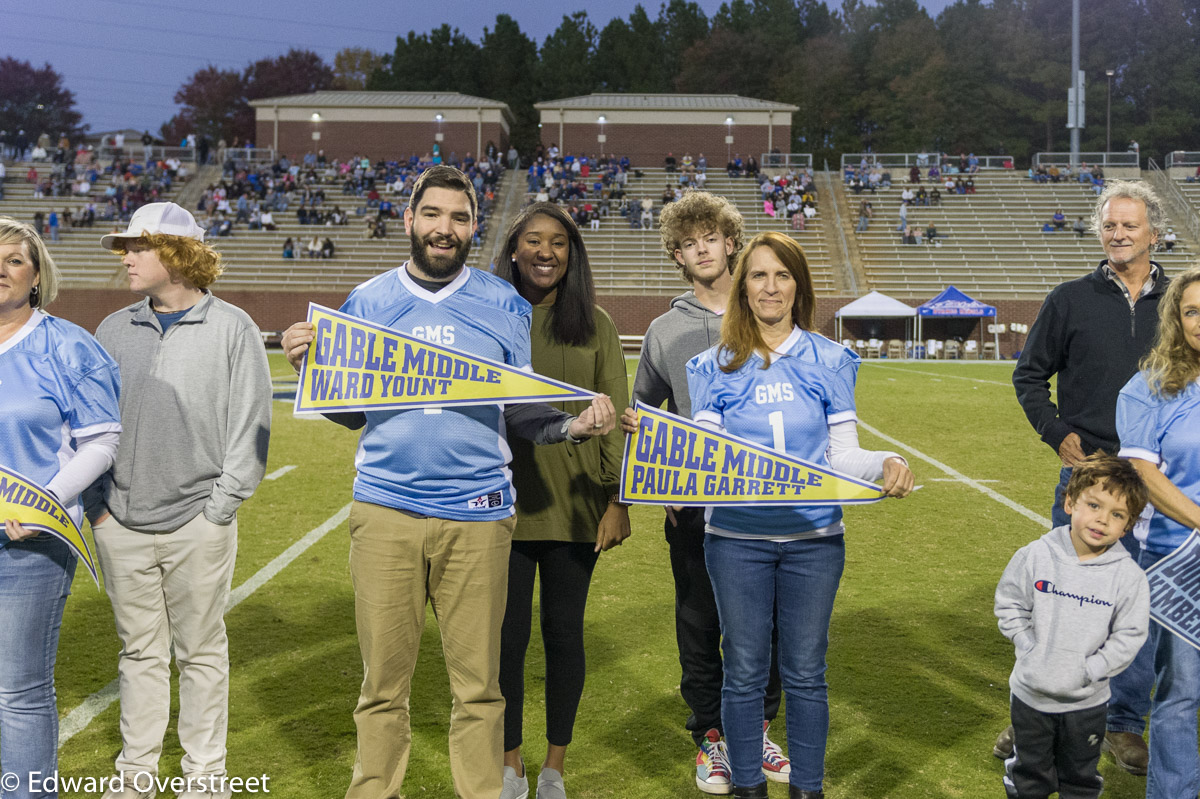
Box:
[1068,0,1080,167]
[1105,69,1114,155]
[597,115,606,148]
[725,116,734,163]
[435,113,444,147]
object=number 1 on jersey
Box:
[768,410,786,452]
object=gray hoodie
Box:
[633,291,722,419]
[995,525,1149,713]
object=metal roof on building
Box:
[534,93,798,112]
[250,91,511,111]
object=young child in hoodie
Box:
[995,453,1150,799]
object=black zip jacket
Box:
[1013,261,1167,456]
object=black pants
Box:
[667,507,782,746]
[499,539,599,750]
[1005,694,1106,799]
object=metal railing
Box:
[760,153,813,171]
[217,147,279,169]
[1166,151,1200,169]
[1032,152,1139,168]
[823,160,857,295]
[1147,157,1200,250]
[841,153,934,171]
[97,145,198,162]
[840,152,1012,173]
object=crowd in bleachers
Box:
[207,148,504,255]
[1,131,187,239]
[524,150,635,228]
[1029,162,1106,194]
[758,167,819,228]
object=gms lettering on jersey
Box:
[618,401,885,507]
[295,304,596,413]
[0,464,99,584]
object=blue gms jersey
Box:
[340,265,532,521]
[687,327,859,536]
[0,312,121,527]
[1117,372,1200,555]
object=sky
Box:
[5,0,956,136]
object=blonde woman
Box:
[1117,264,1200,799]
[0,217,121,797]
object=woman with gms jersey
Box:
[493,203,630,799]
[1116,265,1200,799]
[0,217,121,797]
[685,231,913,799]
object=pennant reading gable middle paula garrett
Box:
[620,401,886,507]
[295,304,597,413]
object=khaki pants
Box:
[93,512,237,778]
[345,501,514,799]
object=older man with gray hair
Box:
[1002,180,1172,775]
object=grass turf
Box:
[50,355,1153,797]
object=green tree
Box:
[332,48,384,90]
[596,6,668,92]
[658,0,711,80]
[538,12,599,100]
[479,14,540,154]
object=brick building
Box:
[533,93,798,167]
[251,91,514,162]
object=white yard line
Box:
[58,503,352,746]
[931,477,998,483]
[265,465,297,481]
[858,420,1050,528]
[864,363,1013,387]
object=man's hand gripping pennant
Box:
[619,401,886,506]
[295,304,597,413]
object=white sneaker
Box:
[101,772,157,799]
[501,762,529,799]
[537,767,567,799]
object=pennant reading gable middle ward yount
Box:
[0,463,99,585]
[620,401,887,507]
[295,304,598,413]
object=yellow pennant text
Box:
[620,402,885,506]
[0,465,98,584]
[295,304,596,412]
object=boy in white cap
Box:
[86,202,272,799]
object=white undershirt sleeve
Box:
[46,430,120,505]
[827,419,905,482]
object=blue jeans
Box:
[1052,465,1153,735]
[1140,548,1200,799]
[705,533,845,791]
[0,536,77,799]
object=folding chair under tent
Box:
[915,285,1000,360]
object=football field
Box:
[51,356,1153,798]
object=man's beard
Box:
[410,229,472,279]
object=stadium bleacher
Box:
[0,155,511,291]
[845,169,1192,301]
[527,164,838,296]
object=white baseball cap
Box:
[100,202,206,250]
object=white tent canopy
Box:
[834,291,917,342]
